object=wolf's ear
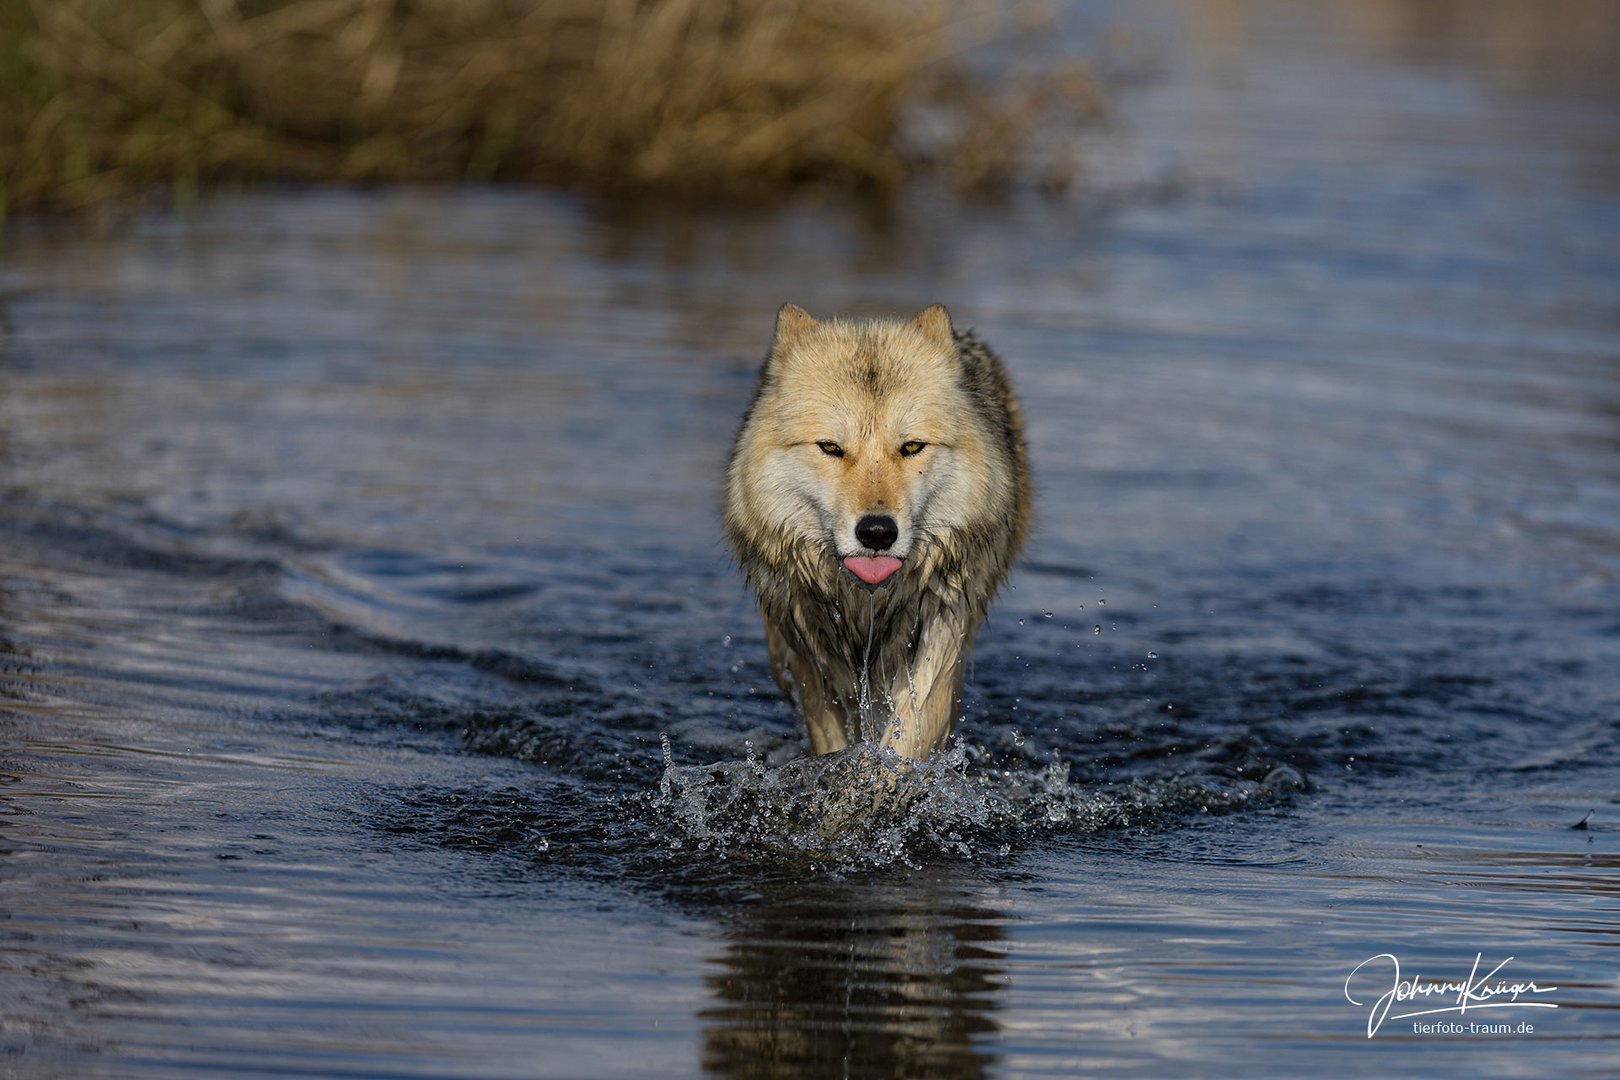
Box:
[912,304,954,349]
[773,303,819,352]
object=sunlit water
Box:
[3,2,1619,1076]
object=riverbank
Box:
[0,0,1100,218]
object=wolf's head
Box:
[727,303,1014,591]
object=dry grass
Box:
[0,0,1104,216]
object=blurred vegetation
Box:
[0,0,1103,218]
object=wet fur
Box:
[725,304,1030,759]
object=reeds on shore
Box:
[0,0,1104,216]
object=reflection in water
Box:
[1338,0,1620,104]
[1183,0,1620,105]
[703,870,1005,1080]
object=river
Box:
[2,1,1617,1076]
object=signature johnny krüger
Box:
[1344,953,1558,1038]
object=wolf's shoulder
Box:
[952,327,1010,379]
[952,327,1020,412]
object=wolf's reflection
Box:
[701,867,1006,1079]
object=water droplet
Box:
[533,837,550,853]
[721,634,732,647]
[1097,599,1106,606]
[1017,618,1025,625]
[1012,729,1024,746]
[659,732,673,768]
[1147,651,1158,659]
[1043,611,1053,619]
[1093,625,1102,635]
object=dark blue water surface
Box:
[3,2,1619,1077]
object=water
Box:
[3,2,1619,1076]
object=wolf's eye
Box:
[899,440,928,457]
[816,441,844,457]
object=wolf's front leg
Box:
[764,616,852,755]
[882,622,967,760]
[796,662,853,755]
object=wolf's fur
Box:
[725,304,1030,759]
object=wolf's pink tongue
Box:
[843,555,902,585]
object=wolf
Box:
[724,303,1030,760]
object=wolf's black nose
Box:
[855,515,899,552]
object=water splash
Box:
[649,739,1304,872]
